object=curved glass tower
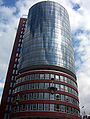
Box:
[12,1,80,119]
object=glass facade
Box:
[11,1,80,119]
[12,103,79,116]
[18,1,75,74]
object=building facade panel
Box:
[1,1,80,119]
[19,1,75,74]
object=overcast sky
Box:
[0,0,90,115]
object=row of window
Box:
[21,60,75,74]
[12,103,80,117]
[23,47,74,64]
[14,92,79,106]
[16,73,77,88]
[14,82,78,96]
[23,41,73,55]
[21,54,74,69]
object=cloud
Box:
[0,83,4,88]
[0,0,90,115]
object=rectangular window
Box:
[60,85,64,91]
[34,83,38,89]
[56,84,60,90]
[44,93,49,100]
[44,104,49,111]
[9,89,11,95]
[35,74,39,80]
[18,43,20,47]
[45,74,49,80]
[27,104,31,111]
[32,103,37,111]
[30,74,34,80]
[19,39,21,42]
[55,75,59,81]
[39,83,44,89]
[13,70,15,74]
[55,104,60,111]
[33,93,37,99]
[40,74,44,79]
[39,93,43,99]
[44,83,49,89]
[22,104,26,111]
[5,105,8,111]
[38,103,43,111]
[50,94,54,100]
[61,94,64,101]
[65,77,67,83]
[65,86,68,92]
[60,105,65,112]
[50,74,54,80]
[60,75,63,82]
[15,58,17,62]
[55,94,60,100]
[4,113,7,119]
[65,95,69,102]
[50,104,54,111]
[7,97,10,102]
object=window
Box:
[5,105,8,111]
[23,20,26,23]
[15,58,17,62]
[11,97,13,103]
[21,31,23,34]
[44,83,49,89]
[60,105,65,112]
[11,76,14,80]
[44,104,49,111]
[31,74,34,80]
[4,113,7,119]
[44,93,49,100]
[65,86,68,92]
[50,104,54,111]
[13,70,15,74]
[27,104,31,111]
[32,103,37,111]
[14,64,16,68]
[60,75,63,82]
[55,104,60,111]
[61,85,64,91]
[39,83,44,89]
[7,97,10,102]
[17,48,19,52]
[50,94,54,100]
[16,53,18,57]
[45,74,49,79]
[22,104,26,111]
[35,74,39,80]
[10,82,12,87]
[55,94,60,100]
[19,39,21,42]
[9,89,11,95]
[33,93,38,99]
[34,83,38,89]
[65,77,67,83]
[38,103,43,110]
[18,43,20,47]
[40,74,44,79]
[39,93,43,99]
[55,75,59,81]
[56,84,60,90]
[51,74,54,79]
[61,94,64,101]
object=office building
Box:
[0,1,80,119]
